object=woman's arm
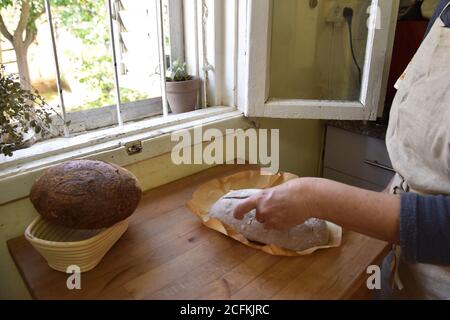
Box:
[311,178,401,243]
[233,178,450,265]
[233,178,401,244]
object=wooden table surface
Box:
[8,165,390,300]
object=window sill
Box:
[0,106,252,205]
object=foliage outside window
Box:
[0,0,169,120]
[0,64,57,156]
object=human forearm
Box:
[233,177,401,244]
[307,178,401,244]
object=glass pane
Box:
[50,0,116,113]
[114,0,163,104]
[270,0,372,101]
[0,2,60,111]
[162,0,172,63]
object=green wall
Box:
[259,118,323,176]
[270,0,370,101]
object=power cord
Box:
[343,7,362,85]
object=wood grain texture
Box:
[7,164,390,300]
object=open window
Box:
[0,0,186,136]
[0,0,241,172]
[241,0,400,120]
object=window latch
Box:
[125,141,143,156]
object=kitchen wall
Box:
[270,0,371,101]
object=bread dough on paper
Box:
[208,189,329,251]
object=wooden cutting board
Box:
[7,164,389,300]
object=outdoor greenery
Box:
[0,0,149,113]
[0,64,53,156]
[0,0,99,90]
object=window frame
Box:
[0,106,248,205]
[64,98,163,134]
[182,0,240,109]
[40,0,187,135]
[241,0,400,120]
[1,0,243,170]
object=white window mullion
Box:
[203,0,225,108]
[113,0,126,76]
[222,0,239,107]
[168,0,185,63]
[197,0,207,108]
[44,0,70,137]
[182,0,200,108]
[243,0,271,117]
[156,0,169,117]
[107,0,124,126]
[236,0,249,112]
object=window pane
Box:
[50,0,116,113]
[270,0,372,101]
[0,2,60,111]
[114,0,164,104]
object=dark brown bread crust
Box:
[30,160,142,229]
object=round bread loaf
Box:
[30,160,142,229]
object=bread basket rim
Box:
[24,216,129,248]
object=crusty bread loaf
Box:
[30,160,142,229]
[208,189,329,251]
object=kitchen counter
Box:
[8,164,389,300]
[325,120,389,141]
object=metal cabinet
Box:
[323,126,395,191]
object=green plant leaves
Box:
[166,60,193,82]
[1,64,55,157]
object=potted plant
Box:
[165,60,199,114]
[0,65,55,157]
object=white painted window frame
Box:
[241,0,399,120]
[0,107,251,205]
[182,0,240,109]
[1,0,242,168]
[61,0,239,130]
[0,106,240,177]
[42,0,186,135]
[78,0,241,128]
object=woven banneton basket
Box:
[25,216,129,273]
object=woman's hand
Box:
[233,178,317,230]
[233,177,401,244]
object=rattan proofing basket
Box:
[25,216,129,272]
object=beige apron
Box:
[386,3,450,299]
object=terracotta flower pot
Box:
[166,78,200,114]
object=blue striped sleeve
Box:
[400,193,450,266]
[426,0,450,36]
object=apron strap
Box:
[388,174,408,291]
